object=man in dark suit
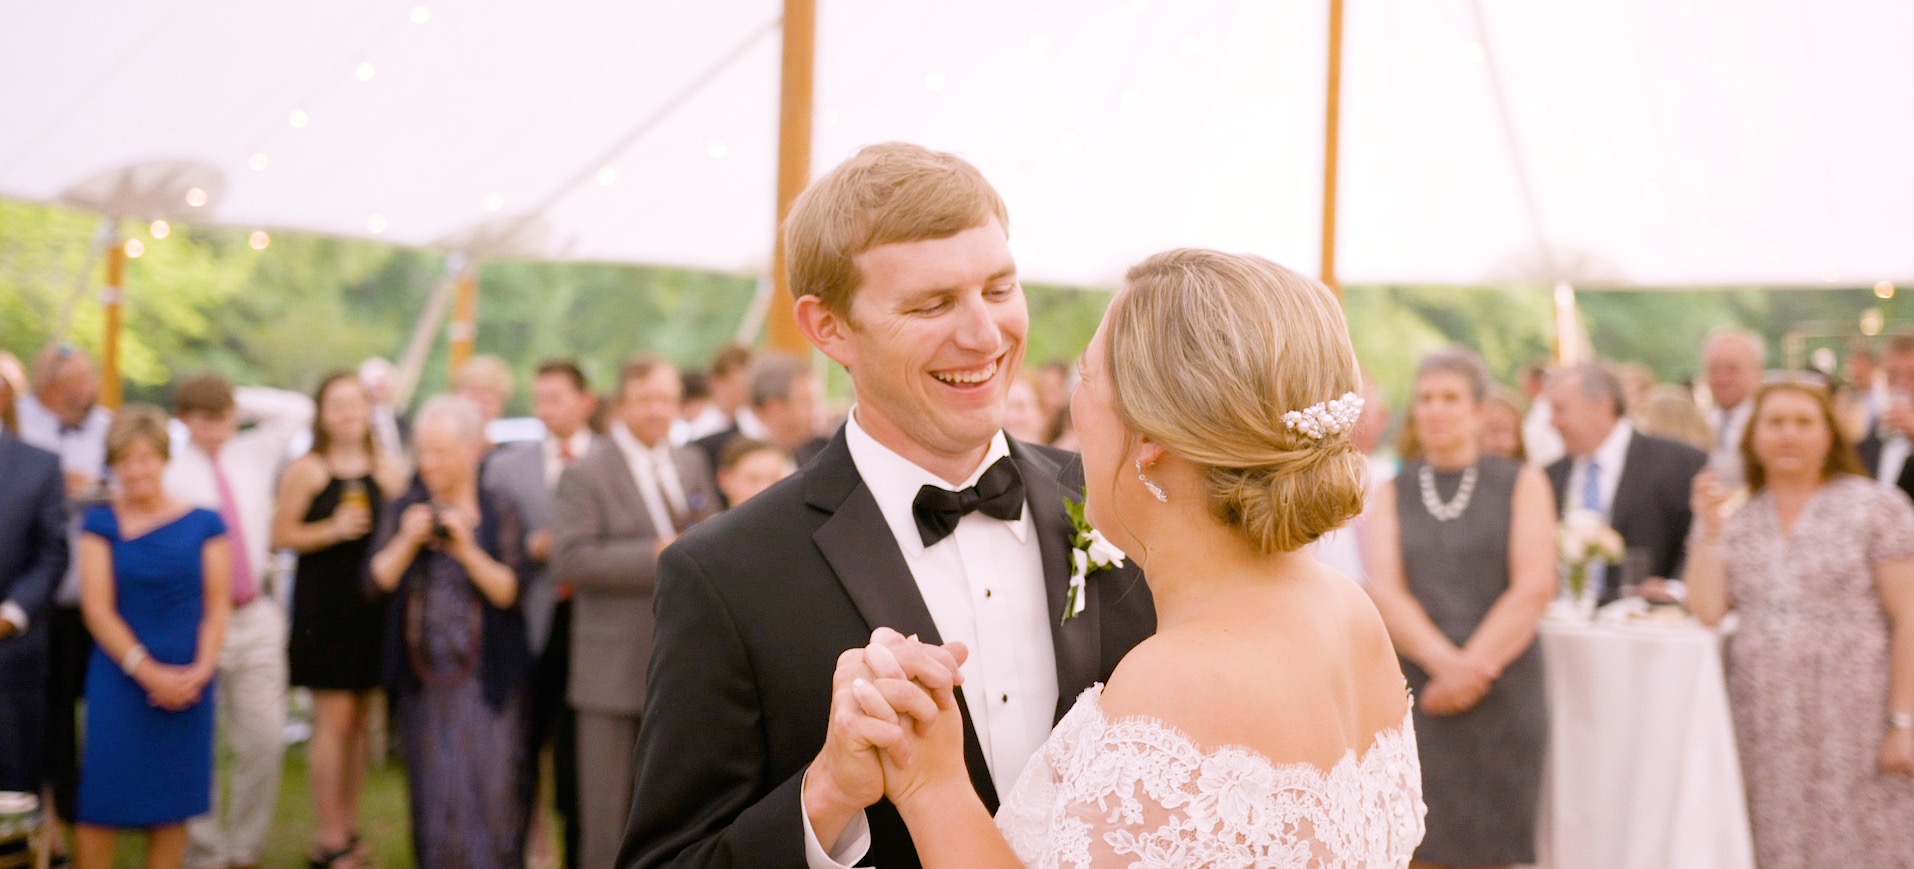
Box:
[485,359,600,869]
[0,423,71,794]
[1857,334,1914,502]
[553,356,718,869]
[619,143,1156,869]
[1544,363,1708,602]
[692,351,829,503]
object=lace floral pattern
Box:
[996,686,1426,868]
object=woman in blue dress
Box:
[74,405,232,869]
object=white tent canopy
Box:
[3,0,1910,289]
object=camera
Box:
[430,505,453,542]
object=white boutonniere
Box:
[1063,494,1126,625]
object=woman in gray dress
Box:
[1686,380,1914,868]
[1365,348,1557,868]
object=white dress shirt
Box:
[1523,398,1566,469]
[162,387,313,601]
[803,410,1056,868]
[1878,434,1913,486]
[16,394,112,481]
[1708,401,1754,485]
[608,423,688,539]
[541,429,595,488]
[1567,420,1634,518]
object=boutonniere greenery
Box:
[1063,494,1127,625]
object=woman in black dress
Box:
[272,371,406,868]
[1365,348,1558,868]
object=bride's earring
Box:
[1136,459,1168,503]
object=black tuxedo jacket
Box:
[0,435,69,691]
[619,429,1155,869]
[1856,432,1914,502]
[1545,430,1707,599]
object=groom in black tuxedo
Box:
[618,143,1155,869]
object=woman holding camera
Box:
[369,396,531,869]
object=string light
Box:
[410,5,430,24]
[249,152,270,171]
[1030,36,1050,53]
[1876,281,1897,299]
[1120,88,1144,108]
[1642,182,1663,202]
[123,239,145,258]
[1180,35,1203,56]
[482,193,504,212]
[185,187,209,208]
[289,108,310,129]
[707,141,729,160]
[367,214,387,234]
[1861,308,1886,336]
[595,166,618,186]
[149,220,170,239]
[249,231,271,250]
[355,61,376,82]
[924,72,947,91]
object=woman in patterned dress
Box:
[1686,380,1914,868]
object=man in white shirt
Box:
[358,357,408,459]
[681,345,754,442]
[163,373,312,869]
[1701,328,1765,486]
[551,357,718,869]
[1519,359,1565,468]
[619,143,1156,869]
[1543,363,1707,603]
[1859,334,1914,503]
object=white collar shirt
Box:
[1879,431,1913,485]
[609,423,685,539]
[843,409,1055,785]
[161,387,313,600]
[1568,420,1634,517]
[16,394,112,480]
[541,429,595,489]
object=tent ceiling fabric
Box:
[2,0,1909,288]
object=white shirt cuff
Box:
[0,601,27,634]
[799,774,872,869]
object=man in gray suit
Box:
[484,359,600,869]
[552,356,717,869]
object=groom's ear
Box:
[795,295,854,370]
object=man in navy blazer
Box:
[0,427,72,792]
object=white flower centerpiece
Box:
[1557,508,1624,619]
[1062,495,1126,625]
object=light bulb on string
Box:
[355,61,376,82]
[289,108,310,129]
[249,231,271,251]
[1876,281,1897,300]
[185,187,209,208]
[482,193,504,212]
[596,166,618,186]
[410,4,430,24]
[367,215,387,234]
[249,152,270,171]
[149,220,170,239]
[123,239,145,259]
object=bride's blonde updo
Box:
[1105,249,1366,554]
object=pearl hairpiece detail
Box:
[1281,392,1365,440]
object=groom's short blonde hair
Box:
[784,142,1008,315]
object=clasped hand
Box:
[815,628,971,813]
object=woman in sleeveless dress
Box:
[75,406,232,869]
[1362,348,1556,868]
[272,371,407,868]
[829,249,1427,866]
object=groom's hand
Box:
[804,629,966,848]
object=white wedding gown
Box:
[994,685,1427,868]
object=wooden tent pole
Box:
[767,0,816,353]
[101,220,126,409]
[1320,0,1346,299]
[449,262,479,374]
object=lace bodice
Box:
[995,685,1426,868]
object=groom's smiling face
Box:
[815,217,1027,480]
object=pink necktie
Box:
[211,454,257,607]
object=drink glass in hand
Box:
[336,479,372,539]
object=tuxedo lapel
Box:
[805,430,999,808]
[1009,440,1101,723]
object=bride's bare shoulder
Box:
[1100,578,1410,766]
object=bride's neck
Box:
[1135,516,1296,630]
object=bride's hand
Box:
[850,636,971,808]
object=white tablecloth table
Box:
[1534,618,1755,869]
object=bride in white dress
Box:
[834,249,1427,867]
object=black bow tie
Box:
[912,457,1024,547]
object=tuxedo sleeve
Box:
[5,456,69,627]
[551,467,661,595]
[618,543,808,869]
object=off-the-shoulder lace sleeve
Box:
[996,687,1425,868]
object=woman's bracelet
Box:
[120,644,149,676]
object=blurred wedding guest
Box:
[0,350,26,430]
[1545,362,1707,601]
[369,396,532,869]
[1635,383,1715,452]
[1480,386,1527,463]
[271,372,407,869]
[550,357,717,869]
[1685,381,1914,868]
[1617,361,1658,413]
[75,406,231,869]
[1365,348,1555,869]
[485,360,600,869]
[1519,358,1565,467]
[1002,373,1047,444]
[1307,372,1390,582]
[1858,334,1914,503]
[1035,358,1072,419]
[714,438,795,508]
[673,370,711,446]
[1046,403,1079,451]
[0,375,68,799]
[1702,328,1766,485]
[1838,339,1884,440]
[682,345,754,441]
[359,357,409,460]
[454,355,515,437]
[163,373,312,869]
[17,344,110,848]
[693,353,824,497]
